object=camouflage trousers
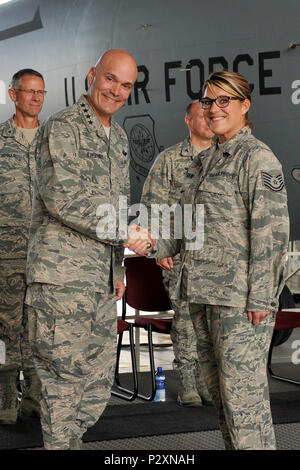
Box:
[25,283,117,450]
[163,268,198,371]
[0,260,39,420]
[189,303,276,450]
[169,298,198,371]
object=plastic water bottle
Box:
[154,366,166,402]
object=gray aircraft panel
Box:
[0,0,299,238]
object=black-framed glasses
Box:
[200,95,244,109]
[14,88,47,96]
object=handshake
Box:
[123,224,156,256]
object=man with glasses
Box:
[0,68,46,424]
[141,102,213,407]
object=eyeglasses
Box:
[200,95,244,109]
[13,89,47,96]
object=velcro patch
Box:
[261,171,284,192]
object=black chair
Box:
[111,318,138,400]
[121,256,173,401]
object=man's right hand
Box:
[124,224,156,257]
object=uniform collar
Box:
[0,116,41,147]
[215,126,251,157]
[77,94,118,140]
[192,141,214,167]
[181,137,212,160]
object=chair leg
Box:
[267,333,300,385]
[137,325,156,401]
[267,335,276,377]
[111,326,139,401]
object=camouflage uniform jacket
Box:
[141,137,195,210]
[154,127,290,312]
[141,137,198,287]
[0,117,41,264]
[26,95,130,293]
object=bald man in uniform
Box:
[25,50,138,450]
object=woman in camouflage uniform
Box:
[126,71,290,450]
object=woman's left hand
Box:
[247,311,271,325]
[115,280,126,300]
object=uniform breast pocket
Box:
[191,246,237,299]
[196,188,242,250]
[199,175,238,207]
[197,174,242,223]
[0,152,26,170]
[200,190,235,218]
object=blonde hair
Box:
[203,71,253,129]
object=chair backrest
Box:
[124,257,172,312]
[274,311,300,331]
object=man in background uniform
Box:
[141,102,213,406]
[25,49,138,450]
[0,69,46,424]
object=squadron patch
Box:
[261,171,284,192]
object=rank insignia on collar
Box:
[261,171,284,191]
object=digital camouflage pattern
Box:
[189,303,276,450]
[142,138,212,403]
[0,261,27,368]
[0,118,41,421]
[151,127,290,449]
[26,94,130,291]
[142,138,196,216]
[141,139,206,388]
[141,136,197,326]
[155,127,290,313]
[0,118,41,260]
[26,284,116,450]
[0,260,26,421]
[25,94,130,449]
